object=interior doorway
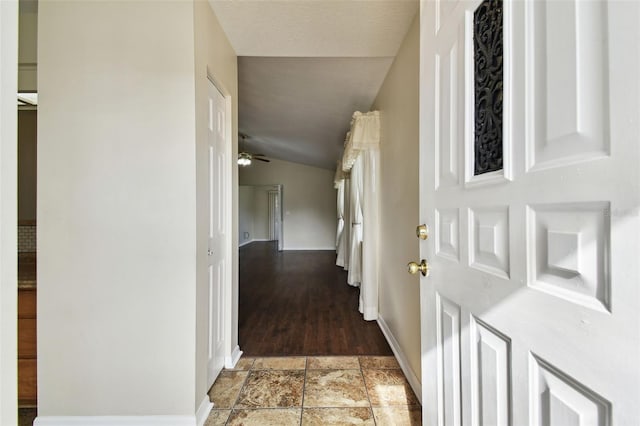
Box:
[267,185,283,251]
[239,184,283,250]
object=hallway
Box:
[239,242,392,356]
[222,242,421,424]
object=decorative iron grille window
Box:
[474,0,503,175]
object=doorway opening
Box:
[239,184,283,250]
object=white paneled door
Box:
[418,0,639,425]
[207,80,227,388]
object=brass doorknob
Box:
[416,224,429,240]
[407,259,429,276]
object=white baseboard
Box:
[239,239,273,248]
[225,345,242,369]
[283,246,336,251]
[195,395,213,426]
[34,416,196,426]
[377,315,422,404]
[240,240,334,251]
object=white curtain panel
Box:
[341,176,351,271]
[360,148,380,320]
[334,161,347,267]
[347,154,363,287]
[335,180,344,248]
[335,180,346,267]
[341,110,381,321]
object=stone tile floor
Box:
[205,356,421,425]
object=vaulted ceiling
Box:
[209,0,419,169]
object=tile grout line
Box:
[359,356,378,426]
[224,357,255,425]
[299,356,308,426]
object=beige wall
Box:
[239,185,273,244]
[240,158,336,250]
[252,186,271,240]
[194,0,239,412]
[38,0,197,417]
[372,14,421,382]
[239,185,255,245]
[18,110,36,221]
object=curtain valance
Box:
[342,111,380,172]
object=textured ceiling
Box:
[238,57,394,169]
[209,0,419,169]
[209,0,419,57]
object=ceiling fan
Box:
[238,133,270,166]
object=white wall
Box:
[251,186,270,240]
[239,185,274,245]
[240,158,336,250]
[194,0,239,415]
[0,1,18,424]
[238,186,255,245]
[38,0,197,417]
[372,14,422,384]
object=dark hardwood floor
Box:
[239,241,392,356]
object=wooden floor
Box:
[239,241,392,356]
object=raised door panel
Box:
[530,354,610,426]
[436,208,461,262]
[525,0,609,170]
[470,317,511,426]
[468,206,510,279]
[437,293,463,426]
[436,0,460,36]
[527,202,610,312]
[208,262,224,359]
[435,33,463,190]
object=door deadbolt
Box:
[416,224,428,240]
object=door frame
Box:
[206,72,239,369]
[273,184,284,251]
[0,1,18,423]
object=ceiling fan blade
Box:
[252,153,266,157]
[255,157,270,162]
